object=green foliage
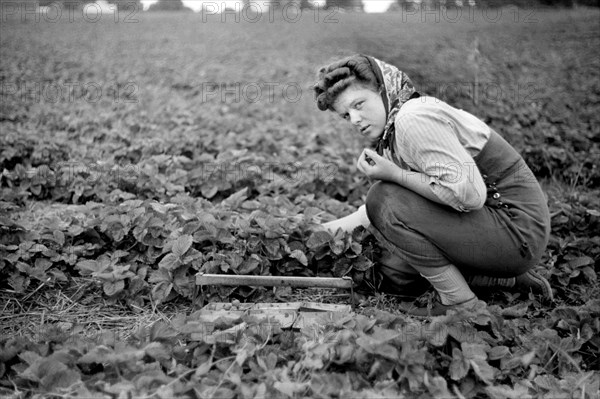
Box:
[1,302,599,397]
[0,192,377,305]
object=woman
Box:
[313,54,552,317]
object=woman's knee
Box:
[377,246,420,275]
[365,181,412,229]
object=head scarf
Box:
[362,55,419,157]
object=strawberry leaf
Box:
[152,281,173,303]
[450,348,469,380]
[104,280,125,296]
[172,235,193,258]
[159,254,181,270]
[237,255,261,274]
[306,231,331,250]
[289,249,308,266]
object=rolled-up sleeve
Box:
[394,112,487,212]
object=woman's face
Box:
[332,84,387,141]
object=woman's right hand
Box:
[356,148,400,182]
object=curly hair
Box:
[313,54,381,112]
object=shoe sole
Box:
[521,271,554,302]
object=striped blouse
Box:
[356,96,491,226]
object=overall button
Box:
[492,192,501,199]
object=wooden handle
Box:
[196,273,353,289]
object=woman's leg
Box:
[373,224,553,301]
[365,182,536,278]
[374,247,429,297]
[366,182,479,306]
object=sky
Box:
[139,0,395,13]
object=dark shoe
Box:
[515,270,554,301]
[468,275,516,288]
[373,266,430,299]
[398,296,483,318]
[467,270,553,302]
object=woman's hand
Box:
[312,205,371,234]
[356,148,400,182]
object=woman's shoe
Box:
[398,296,482,318]
[515,270,554,301]
[468,270,553,302]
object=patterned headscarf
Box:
[363,55,419,158]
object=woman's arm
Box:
[397,112,487,211]
[357,150,447,205]
[360,112,487,212]
[319,204,370,234]
[357,114,487,211]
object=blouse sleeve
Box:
[394,112,487,212]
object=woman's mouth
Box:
[360,125,370,134]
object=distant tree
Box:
[21,0,142,13]
[37,0,95,7]
[325,0,363,11]
[538,0,575,5]
[6,0,38,5]
[148,0,192,12]
[390,0,422,12]
[475,0,578,6]
[402,0,464,8]
[267,0,313,9]
[107,0,141,11]
[575,0,599,5]
[473,0,531,6]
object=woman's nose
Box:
[349,111,361,125]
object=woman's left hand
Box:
[356,148,399,182]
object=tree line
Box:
[24,0,600,13]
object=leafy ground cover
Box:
[1,6,599,398]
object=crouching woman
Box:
[313,54,552,316]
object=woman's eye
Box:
[355,102,363,110]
